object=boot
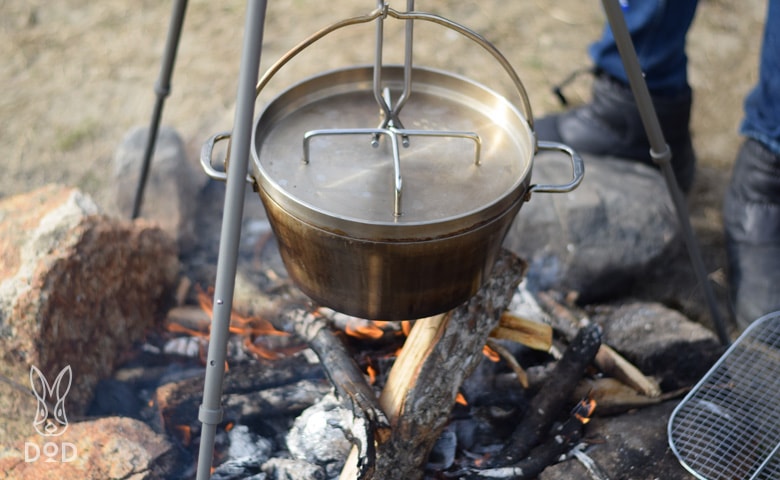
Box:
[723,138,780,330]
[536,72,697,193]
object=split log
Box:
[340,249,528,480]
[490,312,553,352]
[484,323,602,468]
[536,291,661,397]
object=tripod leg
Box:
[131,0,189,219]
[601,0,730,345]
[195,2,268,479]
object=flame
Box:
[162,285,302,361]
[345,320,386,340]
[455,392,468,406]
[366,364,378,385]
[572,394,597,424]
[225,422,234,432]
[174,425,192,446]
[482,344,501,362]
[401,320,412,336]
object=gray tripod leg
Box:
[194,1,268,479]
[601,0,730,345]
[131,0,188,219]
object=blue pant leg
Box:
[741,0,780,155]
[589,0,699,95]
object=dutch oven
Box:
[202,10,583,320]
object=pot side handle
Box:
[529,141,585,194]
[200,131,254,184]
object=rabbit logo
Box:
[30,365,72,437]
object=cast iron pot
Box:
[203,66,583,320]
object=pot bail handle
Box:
[529,141,585,194]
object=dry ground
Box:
[0,0,769,324]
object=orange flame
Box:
[174,425,192,446]
[482,344,501,362]
[572,394,598,424]
[366,364,378,385]
[163,285,302,361]
[345,320,386,340]
[455,392,468,406]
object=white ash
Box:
[285,392,352,478]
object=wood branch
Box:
[458,416,585,480]
[340,249,528,480]
[486,338,529,388]
[277,307,390,478]
[484,323,602,468]
[573,377,689,416]
[490,312,553,352]
[536,291,661,397]
[153,357,325,432]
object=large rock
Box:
[505,153,681,302]
[539,401,694,480]
[0,185,180,442]
[0,416,177,480]
[589,300,725,390]
[113,125,204,253]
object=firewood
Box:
[277,307,390,477]
[485,338,529,388]
[340,249,528,480]
[484,323,602,468]
[455,416,585,479]
[490,312,553,352]
[536,291,661,397]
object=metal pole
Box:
[195,1,268,479]
[601,0,731,345]
[131,0,188,219]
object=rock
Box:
[589,300,725,390]
[539,401,694,480]
[505,153,681,302]
[0,185,180,442]
[0,416,177,480]
[113,125,205,254]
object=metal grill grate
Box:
[669,311,780,480]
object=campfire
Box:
[139,248,678,480]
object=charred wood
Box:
[484,323,602,468]
[536,291,661,397]
[153,357,324,433]
[453,416,584,479]
[277,307,390,478]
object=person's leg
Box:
[723,0,780,330]
[536,0,700,192]
[590,0,699,96]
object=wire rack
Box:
[668,311,780,480]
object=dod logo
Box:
[25,365,77,463]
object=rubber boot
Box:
[723,138,780,330]
[536,72,697,193]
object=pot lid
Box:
[252,66,535,239]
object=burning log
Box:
[481,322,602,469]
[275,307,391,477]
[153,357,325,434]
[340,249,528,480]
[536,291,661,397]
